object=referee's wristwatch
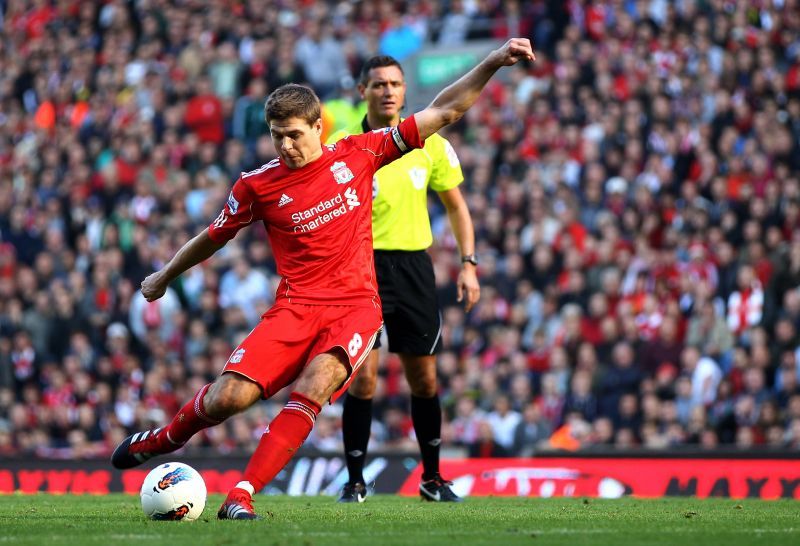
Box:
[461,254,478,266]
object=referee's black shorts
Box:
[372,249,442,355]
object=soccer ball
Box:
[140,462,207,521]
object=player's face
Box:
[269,117,323,169]
[360,65,406,124]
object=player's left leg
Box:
[401,354,462,502]
[220,352,347,520]
[220,304,381,519]
[239,351,348,489]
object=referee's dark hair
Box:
[359,55,404,85]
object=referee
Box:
[327,56,480,503]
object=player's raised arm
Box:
[413,38,535,141]
[140,229,225,302]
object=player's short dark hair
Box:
[264,84,321,126]
[359,55,404,85]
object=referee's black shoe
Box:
[338,481,368,503]
[419,474,463,502]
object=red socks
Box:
[241,392,321,493]
[161,386,321,495]
[163,383,223,446]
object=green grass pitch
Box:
[0,494,797,546]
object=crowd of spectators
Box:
[1,0,800,461]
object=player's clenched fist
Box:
[141,271,168,302]
[490,38,535,67]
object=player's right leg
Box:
[217,302,380,519]
[339,348,379,502]
[111,373,261,469]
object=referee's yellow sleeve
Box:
[326,128,351,145]
[428,135,464,192]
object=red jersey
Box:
[185,94,224,144]
[208,116,424,306]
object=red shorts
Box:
[222,300,382,403]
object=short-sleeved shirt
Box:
[328,117,463,251]
[208,116,424,306]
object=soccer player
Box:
[327,56,480,503]
[111,38,535,520]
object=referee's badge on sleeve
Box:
[409,167,427,190]
[444,141,460,167]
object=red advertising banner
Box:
[0,454,411,495]
[0,468,247,495]
[3,455,799,499]
[399,458,800,500]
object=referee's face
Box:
[360,66,406,126]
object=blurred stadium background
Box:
[0,0,799,498]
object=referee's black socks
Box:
[411,394,442,481]
[342,393,372,485]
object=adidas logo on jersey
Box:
[278,194,293,207]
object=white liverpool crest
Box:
[331,161,354,184]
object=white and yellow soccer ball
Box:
[140,462,207,521]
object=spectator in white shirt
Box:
[726,264,764,336]
[681,346,722,408]
[219,258,272,327]
[487,395,522,451]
